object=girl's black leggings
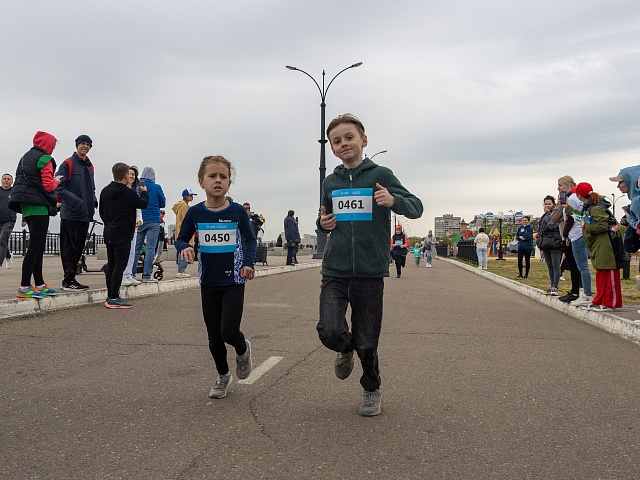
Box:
[21,215,49,287]
[517,249,532,277]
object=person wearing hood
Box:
[132,166,166,282]
[566,182,621,311]
[172,188,196,278]
[99,163,149,308]
[9,131,61,299]
[610,166,640,231]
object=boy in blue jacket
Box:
[316,113,423,416]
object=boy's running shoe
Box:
[17,286,47,299]
[38,284,59,296]
[335,350,355,380]
[105,297,133,309]
[359,388,382,417]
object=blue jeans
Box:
[133,221,160,280]
[571,236,592,296]
[317,276,384,391]
[476,248,488,268]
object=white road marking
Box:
[238,356,284,385]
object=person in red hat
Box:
[566,182,622,311]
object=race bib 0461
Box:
[332,188,373,221]
[198,222,236,253]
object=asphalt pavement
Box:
[2,257,639,479]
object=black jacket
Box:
[9,146,58,213]
[99,182,149,244]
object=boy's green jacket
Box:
[317,158,423,278]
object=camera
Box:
[559,191,567,204]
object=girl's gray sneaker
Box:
[359,388,382,417]
[236,340,252,380]
[209,373,232,399]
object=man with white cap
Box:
[172,188,196,277]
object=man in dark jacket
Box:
[55,134,97,291]
[99,163,149,308]
[0,173,17,268]
[284,210,300,265]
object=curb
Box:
[441,257,640,346]
[0,262,322,321]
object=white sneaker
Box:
[176,272,191,278]
[571,295,593,307]
[125,275,141,286]
[121,276,132,286]
[6,256,13,269]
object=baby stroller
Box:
[136,246,164,281]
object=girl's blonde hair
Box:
[557,175,576,187]
[198,155,235,183]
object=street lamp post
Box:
[368,150,387,159]
[286,62,363,259]
[497,211,505,261]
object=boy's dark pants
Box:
[105,240,131,300]
[317,276,384,391]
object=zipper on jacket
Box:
[350,172,356,276]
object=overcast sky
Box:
[2,1,639,240]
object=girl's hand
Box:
[241,266,254,280]
[180,247,196,263]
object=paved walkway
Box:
[2,258,639,478]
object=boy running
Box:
[316,113,423,416]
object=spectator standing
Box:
[284,210,300,265]
[515,216,534,279]
[316,113,423,417]
[55,134,97,291]
[474,227,490,270]
[172,188,196,278]
[423,230,437,267]
[538,195,563,295]
[99,163,149,308]
[154,209,166,265]
[122,166,142,286]
[243,203,264,245]
[132,167,166,283]
[0,173,17,268]
[9,132,60,298]
[568,182,621,310]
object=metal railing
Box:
[7,231,104,256]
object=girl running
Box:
[176,156,257,399]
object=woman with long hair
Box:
[537,195,563,295]
[568,182,621,311]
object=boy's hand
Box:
[240,266,254,280]
[180,246,196,263]
[374,183,395,208]
[319,206,336,231]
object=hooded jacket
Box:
[581,198,617,270]
[317,157,423,278]
[99,181,149,244]
[55,151,97,222]
[9,131,58,214]
[618,166,640,230]
[140,167,166,223]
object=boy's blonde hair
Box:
[198,155,235,183]
[326,113,365,138]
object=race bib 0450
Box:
[332,188,373,221]
[198,222,236,253]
